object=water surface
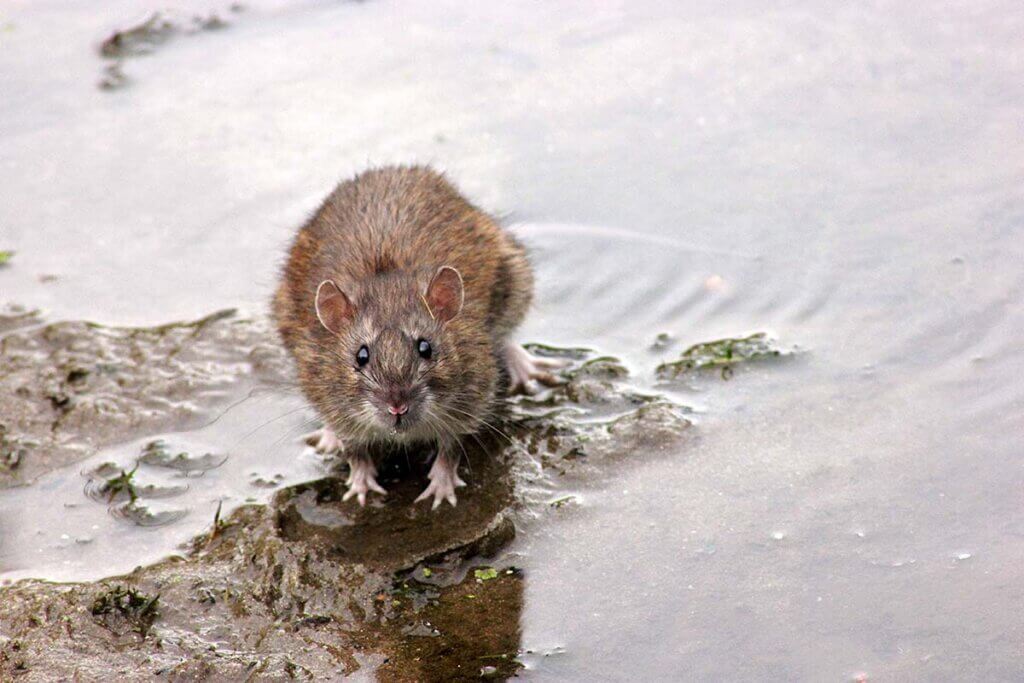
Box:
[2,0,1023,679]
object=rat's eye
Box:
[416,339,432,360]
[356,345,370,367]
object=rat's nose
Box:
[383,388,412,418]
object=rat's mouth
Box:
[382,406,417,433]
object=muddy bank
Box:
[0,309,289,488]
[0,490,522,681]
[0,309,691,679]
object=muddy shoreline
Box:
[0,309,692,680]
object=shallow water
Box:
[0,390,325,583]
[2,0,1023,679]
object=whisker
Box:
[439,404,514,445]
[235,404,313,445]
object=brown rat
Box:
[272,165,562,508]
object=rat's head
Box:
[313,266,465,441]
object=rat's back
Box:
[273,165,532,354]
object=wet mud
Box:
[0,309,288,488]
[0,308,693,680]
[97,8,237,90]
[654,332,798,383]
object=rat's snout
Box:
[382,388,413,421]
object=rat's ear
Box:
[315,280,355,334]
[424,266,464,323]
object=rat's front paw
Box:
[415,457,466,510]
[303,426,343,454]
[342,456,386,507]
[504,343,569,395]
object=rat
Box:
[272,165,562,508]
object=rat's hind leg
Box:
[303,426,342,454]
[415,448,466,510]
[504,342,568,395]
[342,452,387,506]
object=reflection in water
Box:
[272,436,527,680]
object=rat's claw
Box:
[342,486,367,507]
[343,456,386,506]
[414,478,464,510]
[504,343,570,395]
[415,456,466,510]
[303,427,343,454]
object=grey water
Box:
[2,0,1023,679]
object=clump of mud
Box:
[0,303,39,336]
[96,7,239,90]
[513,353,691,481]
[0,309,288,487]
[655,331,799,383]
[0,491,525,680]
[89,584,162,638]
[0,308,693,679]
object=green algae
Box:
[99,464,140,503]
[90,585,160,637]
[474,567,499,581]
[656,332,794,380]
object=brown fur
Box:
[272,165,532,450]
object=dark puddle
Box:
[276,438,515,572]
[373,568,525,681]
